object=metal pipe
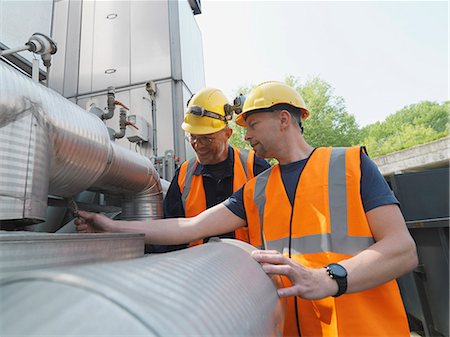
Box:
[151,96,158,156]
[102,86,116,120]
[145,81,158,156]
[0,239,285,336]
[0,62,162,224]
[113,108,127,139]
[0,45,31,56]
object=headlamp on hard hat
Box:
[187,105,230,122]
[225,94,246,116]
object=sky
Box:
[195,1,448,126]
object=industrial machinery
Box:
[375,141,449,337]
[0,237,285,336]
[2,1,447,336]
[0,1,284,336]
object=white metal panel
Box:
[183,85,196,160]
[178,0,205,93]
[49,0,69,95]
[78,0,95,94]
[130,86,152,125]
[154,81,174,155]
[51,0,83,98]
[62,0,83,98]
[130,0,171,83]
[0,0,53,69]
[91,1,131,92]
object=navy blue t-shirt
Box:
[148,146,270,252]
[224,152,398,220]
[164,146,270,218]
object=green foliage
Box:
[362,101,450,157]
[228,76,449,161]
[228,85,253,151]
[288,76,362,148]
[229,118,250,151]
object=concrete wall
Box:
[373,136,450,176]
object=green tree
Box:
[229,77,362,151]
[229,85,252,151]
[287,76,362,148]
[228,78,449,159]
[362,101,449,157]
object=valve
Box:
[25,33,58,67]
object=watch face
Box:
[328,263,347,278]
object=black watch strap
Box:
[332,275,347,297]
[325,263,348,297]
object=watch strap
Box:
[325,263,348,297]
[333,276,347,297]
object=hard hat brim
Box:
[235,113,247,127]
[182,121,227,135]
[235,106,310,128]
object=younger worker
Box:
[76,81,418,337]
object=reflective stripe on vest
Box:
[180,159,198,213]
[179,148,254,215]
[250,147,374,255]
[238,148,250,179]
[179,147,255,244]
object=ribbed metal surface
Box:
[0,232,145,274]
[92,142,155,194]
[0,97,50,221]
[0,62,163,222]
[0,62,111,197]
[121,189,163,220]
[90,142,163,220]
[0,240,284,336]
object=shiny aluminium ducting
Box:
[0,61,162,223]
[0,239,285,336]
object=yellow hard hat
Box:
[235,81,310,127]
[182,88,232,135]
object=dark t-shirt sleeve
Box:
[223,187,247,220]
[360,152,399,212]
[224,154,269,220]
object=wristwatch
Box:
[325,263,348,297]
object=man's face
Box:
[244,112,279,158]
[188,128,232,164]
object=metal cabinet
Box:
[388,167,449,337]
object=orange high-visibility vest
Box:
[243,147,409,337]
[178,147,255,245]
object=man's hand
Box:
[251,250,337,300]
[74,211,114,233]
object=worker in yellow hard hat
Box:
[76,81,417,337]
[155,87,269,251]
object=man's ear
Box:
[224,127,233,139]
[279,110,291,129]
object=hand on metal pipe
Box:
[74,211,114,233]
[67,198,79,219]
[251,250,338,300]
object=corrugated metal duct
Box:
[0,240,285,336]
[0,62,162,223]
